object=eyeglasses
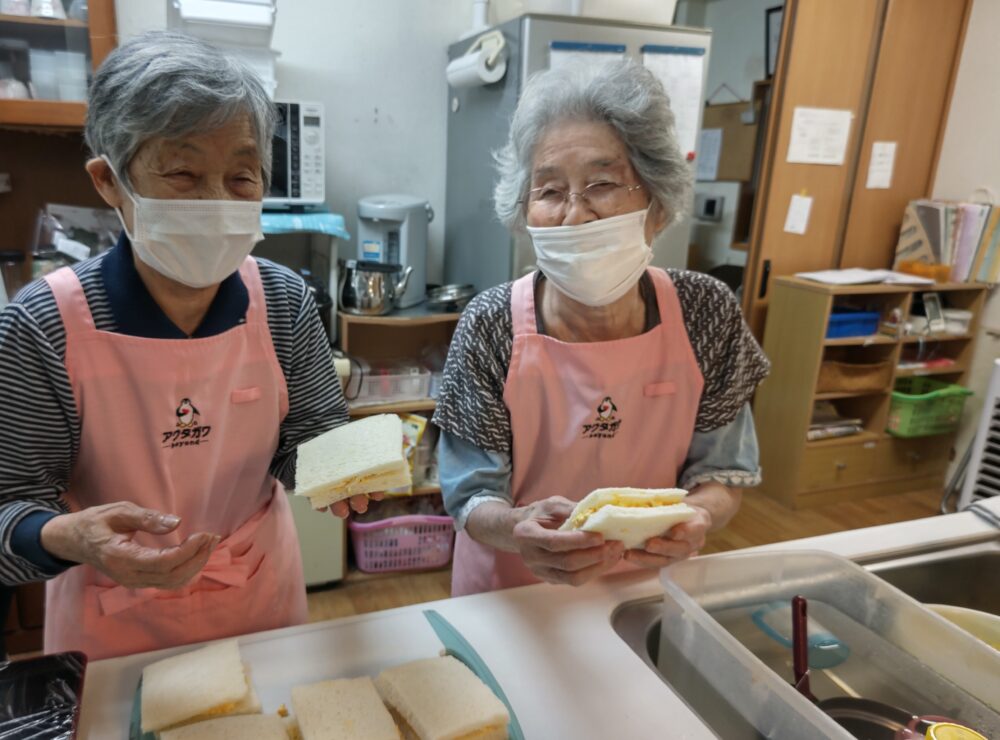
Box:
[523,181,645,215]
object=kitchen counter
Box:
[78,503,999,739]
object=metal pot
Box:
[338,259,413,316]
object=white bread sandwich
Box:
[295,414,411,510]
[291,676,400,740]
[374,656,510,740]
[159,714,288,740]
[558,487,697,550]
[140,639,260,734]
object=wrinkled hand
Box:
[623,505,711,570]
[326,492,385,519]
[512,496,624,587]
[40,502,219,590]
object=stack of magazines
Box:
[808,401,864,441]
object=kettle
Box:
[339,259,414,316]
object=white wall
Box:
[931,0,1000,484]
[115,0,471,284]
[702,0,778,103]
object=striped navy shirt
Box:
[0,238,347,586]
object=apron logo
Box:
[582,396,622,439]
[161,398,212,449]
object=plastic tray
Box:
[658,550,1000,739]
[347,364,431,407]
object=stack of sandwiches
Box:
[295,413,411,510]
[559,487,697,549]
[140,642,511,740]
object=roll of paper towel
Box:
[446,48,507,88]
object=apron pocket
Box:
[231,386,263,404]
[644,381,677,397]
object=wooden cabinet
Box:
[741,0,971,338]
[754,277,987,509]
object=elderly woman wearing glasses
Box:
[433,62,770,596]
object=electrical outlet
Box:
[0,173,11,194]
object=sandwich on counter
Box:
[558,487,697,549]
[295,413,411,510]
[375,656,510,740]
[140,639,260,735]
[290,676,401,740]
[159,714,288,740]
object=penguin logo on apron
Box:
[176,398,200,429]
[583,396,622,440]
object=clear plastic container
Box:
[347,362,431,407]
[658,550,1000,740]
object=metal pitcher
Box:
[338,260,414,316]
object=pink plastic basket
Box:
[348,514,455,574]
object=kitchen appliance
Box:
[264,101,325,209]
[357,194,431,308]
[338,259,413,316]
[445,15,711,289]
[427,283,476,312]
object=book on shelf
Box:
[807,425,865,441]
[808,401,864,441]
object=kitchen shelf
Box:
[0,13,88,28]
[0,99,85,128]
[348,399,436,417]
[814,390,889,401]
[902,333,972,344]
[339,307,462,328]
[823,334,898,347]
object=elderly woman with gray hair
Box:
[434,62,769,596]
[0,32,361,659]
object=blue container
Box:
[826,309,880,339]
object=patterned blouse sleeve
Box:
[431,284,515,455]
[671,271,771,433]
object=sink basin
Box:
[610,538,1000,740]
[863,539,1000,615]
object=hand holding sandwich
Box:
[468,497,625,586]
[40,501,219,590]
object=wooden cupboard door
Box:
[743,0,885,337]
[839,0,971,270]
[798,439,879,491]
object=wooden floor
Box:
[306,487,943,622]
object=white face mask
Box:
[102,156,264,289]
[527,206,653,307]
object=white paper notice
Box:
[550,49,625,74]
[865,141,897,189]
[642,49,707,159]
[786,107,853,165]
[696,129,722,181]
[784,194,813,234]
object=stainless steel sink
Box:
[610,536,1000,739]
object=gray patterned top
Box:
[432,269,770,454]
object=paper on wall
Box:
[642,47,707,160]
[786,107,853,166]
[696,128,722,181]
[784,194,813,235]
[865,141,897,189]
[549,47,625,74]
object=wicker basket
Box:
[816,360,893,393]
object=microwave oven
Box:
[265,101,325,208]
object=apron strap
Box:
[510,272,538,337]
[647,267,682,327]
[44,267,97,335]
[237,257,269,327]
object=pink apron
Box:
[451,268,704,596]
[43,258,308,660]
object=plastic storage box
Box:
[826,309,881,339]
[658,551,1000,740]
[347,363,431,407]
[887,377,973,437]
[348,515,454,573]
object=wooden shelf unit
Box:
[348,399,436,418]
[754,277,987,509]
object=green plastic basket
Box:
[887,377,973,438]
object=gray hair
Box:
[85,31,276,192]
[494,61,692,229]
